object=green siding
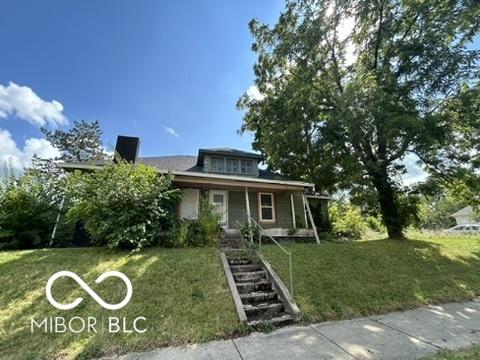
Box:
[227,190,305,229]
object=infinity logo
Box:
[46,271,133,310]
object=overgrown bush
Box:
[66,161,181,251]
[0,176,59,250]
[329,201,368,239]
[168,197,222,247]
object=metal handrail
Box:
[247,217,294,300]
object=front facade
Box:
[138,148,328,237]
[60,136,329,239]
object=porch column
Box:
[245,187,253,244]
[290,193,296,229]
[245,187,251,225]
[302,193,320,244]
[302,193,308,229]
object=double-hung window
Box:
[211,157,225,172]
[226,158,239,173]
[240,159,253,174]
[258,192,275,222]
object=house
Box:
[60,136,329,240]
[450,206,478,225]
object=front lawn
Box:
[263,233,480,322]
[0,247,240,360]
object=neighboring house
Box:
[450,206,478,225]
[60,136,329,240]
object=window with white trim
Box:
[258,192,275,222]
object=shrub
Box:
[0,175,61,250]
[168,197,223,247]
[65,161,181,251]
[329,201,367,239]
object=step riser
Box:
[244,303,284,316]
[228,259,252,266]
[241,293,277,304]
[236,282,271,293]
[233,272,267,282]
[248,315,294,327]
[230,265,262,273]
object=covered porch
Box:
[172,170,323,241]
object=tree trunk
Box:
[371,170,404,239]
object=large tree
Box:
[238,0,480,238]
[41,120,107,162]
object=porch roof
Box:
[58,162,314,191]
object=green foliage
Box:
[65,161,180,251]
[238,221,260,243]
[168,197,223,247]
[329,201,368,239]
[0,175,61,250]
[42,120,107,162]
[238,0,480,238]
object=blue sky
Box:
[0,1,478,182]
[0,0,283,167]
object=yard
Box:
[0,247,240,360]
[262,232,480,322]
[424,345,480,359]
[2,234,480,359]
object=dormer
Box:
[197,148,264,177]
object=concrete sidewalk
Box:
[107,300,480,360]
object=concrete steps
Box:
[219,235,244,249]
[226,254,294,328]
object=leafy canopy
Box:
[238,0,480,237]
[65,161,181,251]
[42,120,107,162]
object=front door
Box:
[209,190,228,228]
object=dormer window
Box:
[226,158,239,173]
[240,159,253,174]
[211,157,225,172]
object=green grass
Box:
[2,234,480,359]
[262,232,480,322]
[0,247,241,360]
[424,345,480,359]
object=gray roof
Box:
[197,147,263,166]
[451,206,474,217]
[138,156,198,171]
[137,155,292,181]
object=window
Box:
[226,158,239,173]
[211,157,225,172]
[240,159,253,174]
[258,192,275,222]
[179,189,199,220]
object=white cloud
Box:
[0,129,60,176]
[0,82,67,127]
[246,85,265,101]
[165,127,179,137]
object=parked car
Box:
[445,224,480,234]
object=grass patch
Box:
[423,345,480,359]
[262,233,480,322]
[0,247,240,359]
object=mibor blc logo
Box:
[46,271,133,310]
[30,271,146,334]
